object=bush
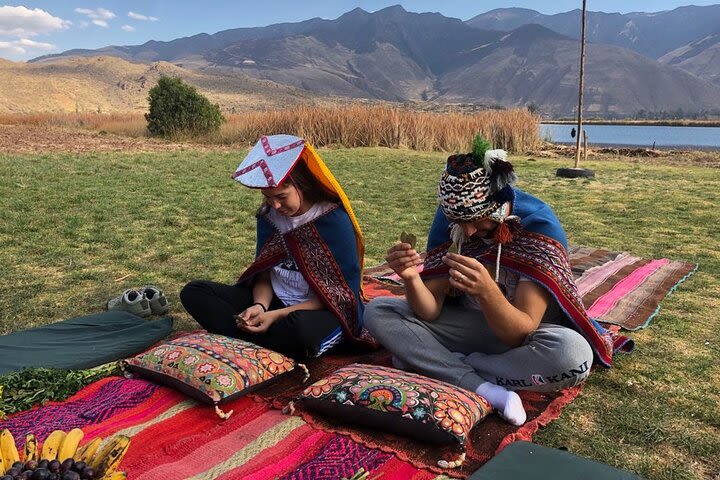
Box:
[145,76,224,137]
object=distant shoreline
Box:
[550,141,720,152]
[544,119,720,128]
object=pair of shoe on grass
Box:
[107,285,170,318]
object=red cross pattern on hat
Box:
[232,134,307,188]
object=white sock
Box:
[475,382,527,426]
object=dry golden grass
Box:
[0,106,540,152]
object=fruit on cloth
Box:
[24,435,39,462]
[40,431,66,461]
[57,430,83,463]
[90,436,130,477]
[73,438,101,463]
[0,429,20,464]
[3,430,129,480]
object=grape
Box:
[70,462,85,474]
[79,467,94,480]
[12,462,25,470]
[24,460,38,471]
[30,468,51,480]
[19,472,34,480]
[37,461,49,470]
[1,475,15,480]
[60,472,80,480]
[47,461,60,474]
[6,468,22,477]
[59,460,73,474]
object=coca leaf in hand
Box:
[400,231,417,249]
[448,242,458,254]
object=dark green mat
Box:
[0,311,173,375]
[469,441,643,480]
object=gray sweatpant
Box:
[364,297,594,393]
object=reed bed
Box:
[0,106,541,152]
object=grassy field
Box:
[0,147,718,479]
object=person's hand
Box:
[237,309,283,334]
[234,303,266,328]
[443,252,494,296]
[386,242,422,281]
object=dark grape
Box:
[24,460,38,471]
[19,471,34,480]
[79,467,94,480]
[70,462,85,474]
[60,472,80,480]
[12,462,25,470]
[47,461,60,474]
[6,468,22,477]
[0,475,14,480]
[30,468,51,480]
[58,460,73,474]
[37,461,49,470]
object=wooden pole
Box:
[574,0,587,169]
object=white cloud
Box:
[0,38,57,55]
[128,11,158,21]
[75,7,115,27]
[0,5,70,37]
[128,12,158,22]
[121,24,135,32]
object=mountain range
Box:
[12,4,720,117]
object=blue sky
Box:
[1,1,718,61]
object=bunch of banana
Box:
[0,428,130,479]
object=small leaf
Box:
[448,242,458,254]
[400,231,409,244]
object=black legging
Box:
[180,280,342,359]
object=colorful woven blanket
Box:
[0,246,695,479]
[365,245,697,331]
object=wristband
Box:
[252,302,268,312]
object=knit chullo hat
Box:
[438,135,520,281]
[438,135,518,224]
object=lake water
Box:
[540,123,720,150]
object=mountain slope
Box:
[466,5,720,59]
[659,32,720,86]
[437,25,720,116]
[0,56,317,113]
[21,5,720,116]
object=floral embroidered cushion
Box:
[125,331,296,405]
[299,363,491,445]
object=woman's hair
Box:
[256,153,338,215]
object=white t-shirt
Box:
[266,202,335,306]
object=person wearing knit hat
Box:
[364,135,633,426]
[181,134,377,360]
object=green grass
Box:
[1,148,719,479]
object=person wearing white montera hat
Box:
[181,134,377,359]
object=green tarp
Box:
[470,441,643,480]
[0,311,173,375]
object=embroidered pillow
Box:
[125,331,297,405]
[299,363,491,445]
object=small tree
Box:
[145,76,224,137]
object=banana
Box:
[0,429,20,464]
[94,435,131,477]
[102,472,127,480]
[57,428,84,463]
[24,433,39,462]
[75,436,102,463]
[0,448,6,476]
[40,430,66,461]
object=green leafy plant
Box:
[0,362,120,418]
[145,76,224,138]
